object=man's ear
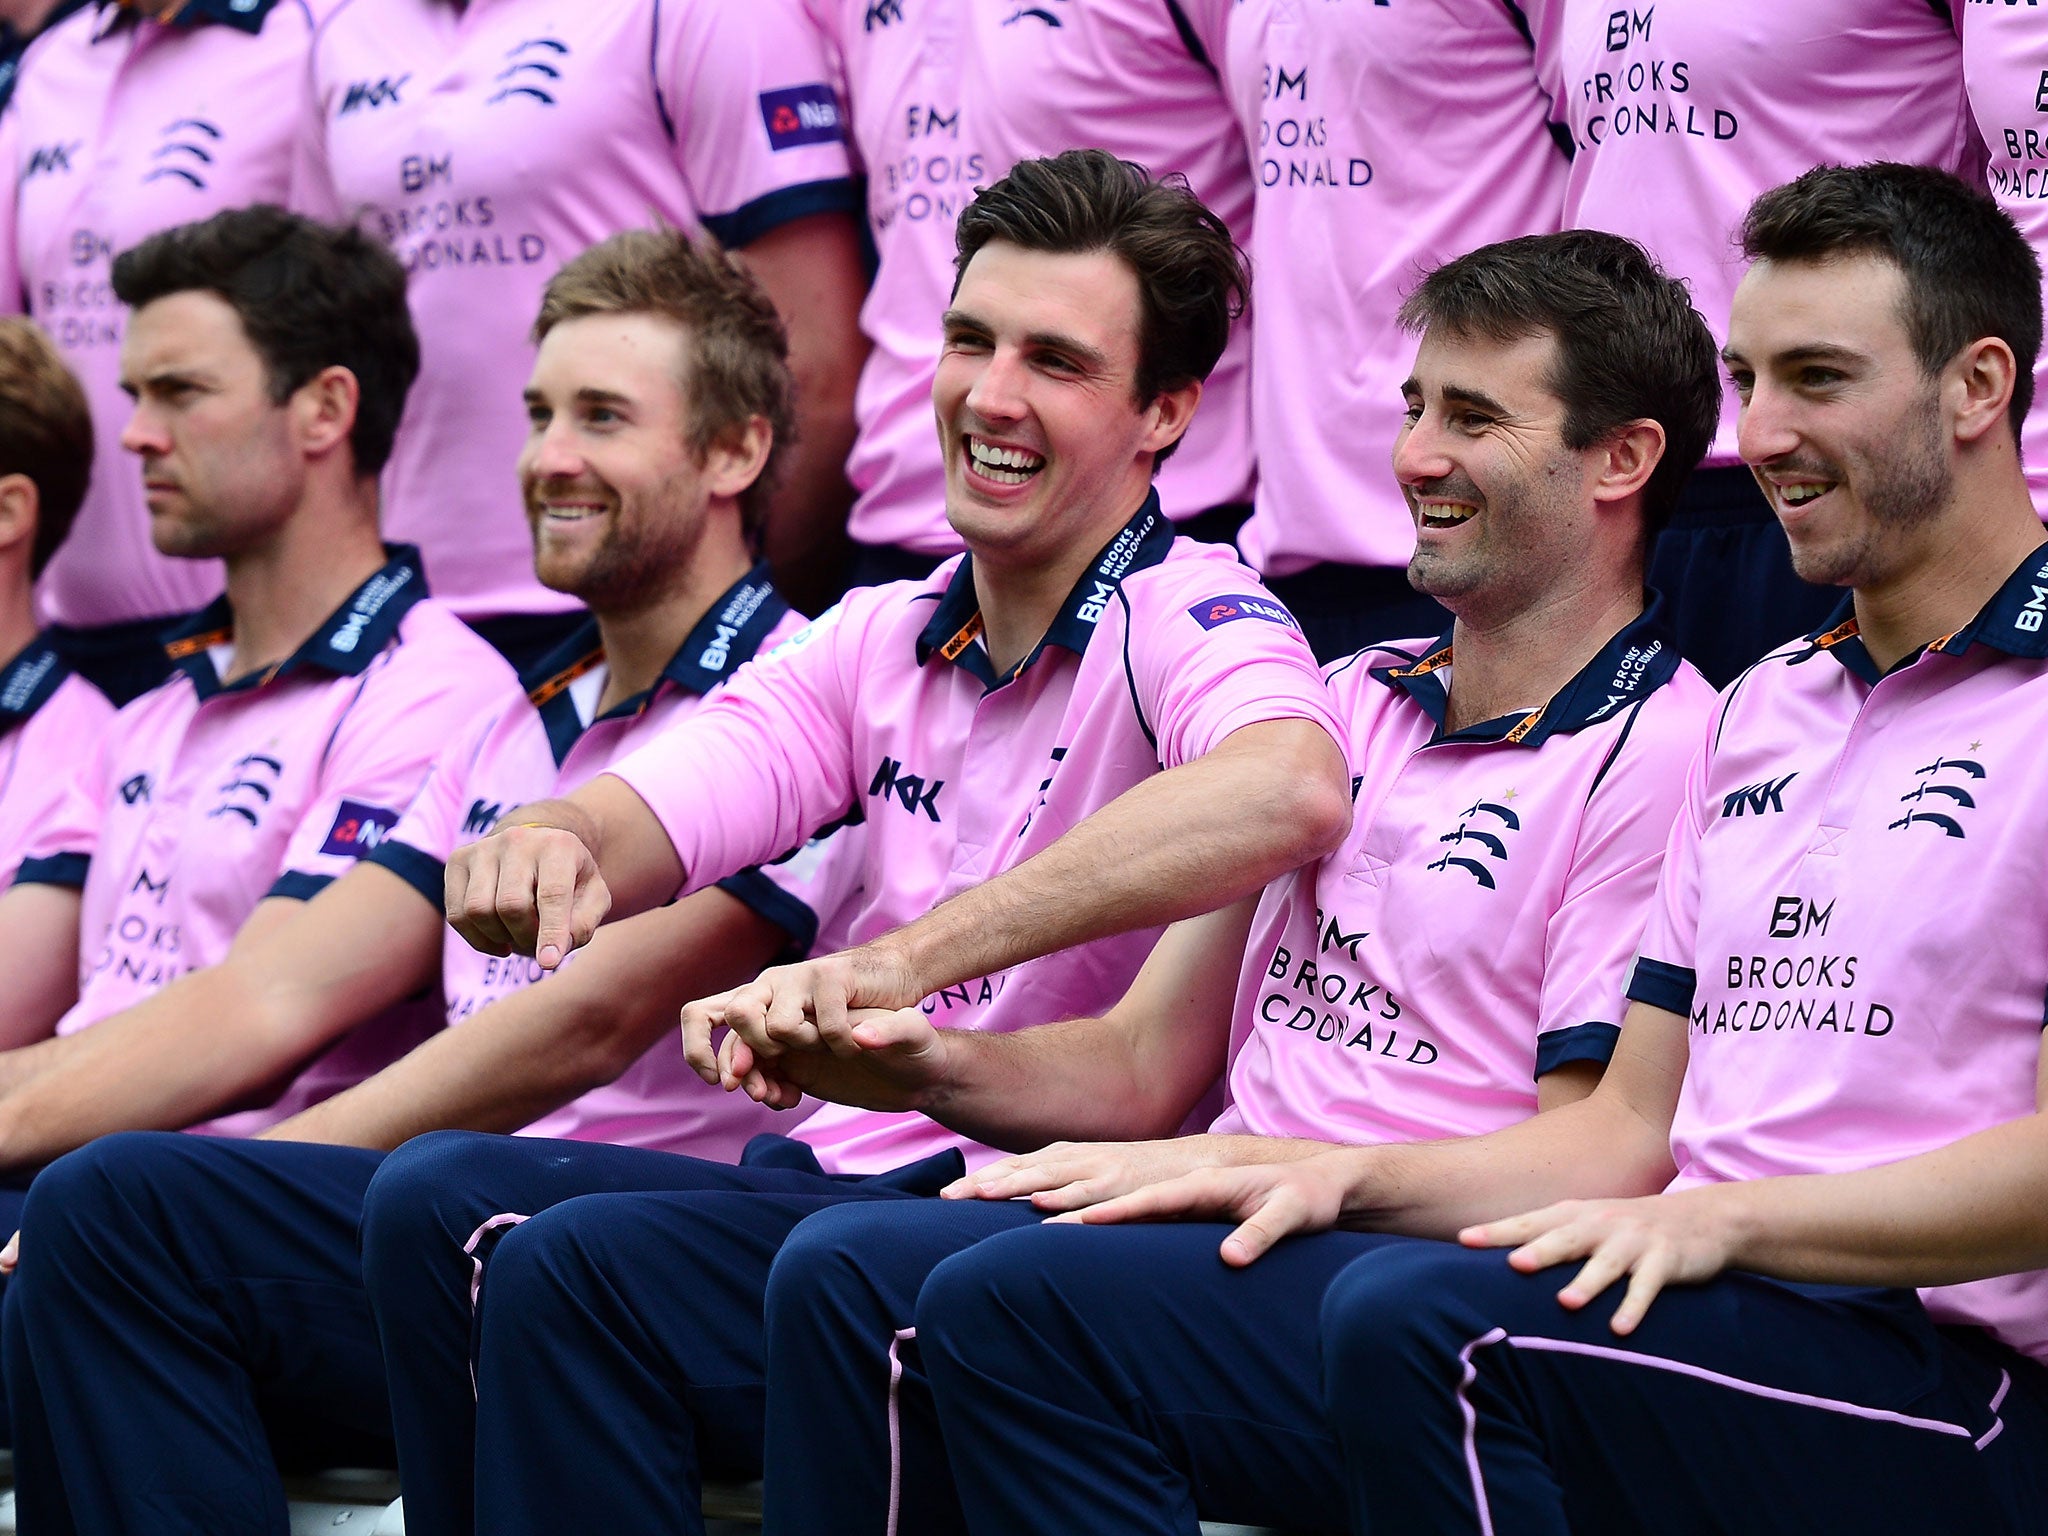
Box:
[1141,378,1203,460]
[1949,337,2017,448]
[0,475,39,565]
[293,365,362,460]
[701,416,775,501]
[1590,418,1667,509]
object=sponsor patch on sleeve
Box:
[1187,594,1300,632]
[759,84,843,150]
[319,799,401,858]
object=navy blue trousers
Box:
[2,1133,395,1535]
[357,1129,961,1536]
[918,1226,2048,1536]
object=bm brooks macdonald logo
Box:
[1187,594,1300,632]
[144,119,222,190]
[1888,752,1986,839]
[1429,796,1519,888]
[339,74,410,114]
[487,38,568,106]
[759,84,843,151]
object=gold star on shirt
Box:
[1971,740,1983,752]
[1503,787,1519,801]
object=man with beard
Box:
[0,227,848,1529]
[917,164,2048,1536]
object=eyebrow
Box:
[1401,377,1513,416]
[524,385,637,408]
[1720,342,1869,369]
[121,366,210,398]
[940,309,1112,374]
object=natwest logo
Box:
[759,84,843,151]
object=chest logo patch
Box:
[207,752,282,828]
[143,119,222,191]
[488,39,568,107]
[1887,755,1985,840]
[1429,797,1519,889]
[339,75,410,115]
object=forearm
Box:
[876,721,1348,997]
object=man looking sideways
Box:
[710,228,1721,1536]
[1,227,838,1535]
[921,164,2048,1536]
[366,149,1349,1536]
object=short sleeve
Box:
[362,704,503,908]
[0,102,23,313]
[14,705,113,887]
[1624,707,1718,1020]
[661,0,857,247]
[1533,690,1704,1076]
[1124,556,1346,772]
[716,817,869,959]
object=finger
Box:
[812,967,856,1057]
[563,865,611,959]
[1218,1185,1320,1267]
[0,1229,18,1274]
[1060,1171,1222,1228]
[1026,1178,1113,1213]
[1461,1202,1579,1252]
[1552,1236,1640,1310]
[447,847,515,956]
[680,1002,722,1084]
[719,1031,758,1092]
[528,846,583,970]
[1605,1250,1671,1336]
[971,1160,1093,1204]
[761,974,820,1054]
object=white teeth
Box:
[967,437,1045,478]
[1420,503,1478,526]
[1780,484,1833,507]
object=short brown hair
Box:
[534,228,795,544]
[0,317,93,577]
[953,149,1248,465]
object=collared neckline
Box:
[161,544,429,700]
[0,634,75,730]
[1792,540,2048,686]
[1373,591,1684,746]
[914,492,1176,691]
[93,0,282,39]
[0,0,91,108]
[523,564,791,767]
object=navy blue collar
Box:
[163,544,428,700]
[0,0,90,110]
[0,634,75,730]
[92,0,282,40]
[914,492,1176,691]
[524,564,790,767]
[1795,540,2048,686]
[1373,591,1684,746]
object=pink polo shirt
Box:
[0,0,315,627]
[1552,0,1975,466]
[16,547,522,1136]
[1221,0,1568,577]
[1628,547,2048,1365]
[1961,10,2048,514]
[1217,601,1710,1144]
[810,0,1255,554]
[369,568,828,1159]
[606,496,1344,1173]
[292,0,856,620]
[0,636,110,893]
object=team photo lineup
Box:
[0,1,2043,1533]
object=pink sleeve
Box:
[661,0,856,245]
[1124,559,1346,772]
[383,705,500,864]
[0,104,23,314]
[716,817,869,957]
[285,20,344,222]
[1533,688,1707,1067]
[606,600,867,894]
[14,703,115,884]
[1625,703,1719,1018]
[273,646,519,896]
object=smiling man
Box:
[917,164,2048,1536]
[355,149,1350,1536]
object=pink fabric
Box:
[292,0,853,618]
[606,507,1341,1173]
[810,0,1255,554]
[0,649,110,893]
[1551,0,1976,466]
[1220,0,1569,576]
[1213,617,1712,1144]
[1,2,319,625]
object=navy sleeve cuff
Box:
[15,851,89,889]
[701,178,860,250]
[366,841,446,911]
[1626,956,1696,1016]
[1535,1022,1623,1078]
[716,868,819,958]
[266,871,335,902]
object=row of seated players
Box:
[0,153,2044,1536]
[7,0,2048,698]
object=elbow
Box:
[1257,725,1352,872]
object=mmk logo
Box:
[1720,773,1796,819]
[1887,751,1985,839]
[208,752,282,827]
[864,0,904,27]
[144,120,222,190]
[23,141,80,181]
[1429,795,1520,889]
[868,756,943,822]
[120,772,153,805]
[488,39,568,106]
[463,798,506,838]
[340,74,410,115]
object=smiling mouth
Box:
[1772,480,1838,511]
[1417,502,1479,530]
[966,434,1046,486]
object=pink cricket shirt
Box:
[372,568,826,1160]
[1220,0,1569,577]
[606,496,1345,1173]
[17,547,522,1135]
[1218,601,1712,1143]
[292,0,856,619]
[1550,0,1976,466]
[1630,547,2048,1364]
[0,0,316,626]
[810,0,1255,555]
[0,636,111,892]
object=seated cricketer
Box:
[706,227,1725,1536]
[348,148,1353,1536]
[918,165,2048,1536]
[0,206,518,1229]
[0,226,867,1529]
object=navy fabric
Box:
[917,1221,1404,1535]
[2,1134,392,1535]
[461,609,593,676]
[357,1130,960,1536]
[1650,463,1840,688]
[1260,562,1451,667]
[1317,1239,2048,1536]
[43,615,181,706]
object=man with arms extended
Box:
[0,226,852,1534]
[362,149,1350,1536]
[920,165,2048,1536]
[707,228,1720,1536]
